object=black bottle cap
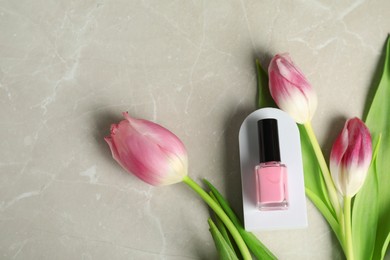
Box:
[257,119,281,163]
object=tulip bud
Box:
[268,53,318,124]
[105,112,188,186]
[330,117,372,197]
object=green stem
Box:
[209,191,236,252]
[303,122,341,216]
[182,176,252,260]
[339,210,346,248]
[344,196,354,260]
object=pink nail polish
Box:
[255,119,289,210]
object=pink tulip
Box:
[104,112,188,186]
[268,53,318,124]
[104,114,254,258]
[330,117,372,197]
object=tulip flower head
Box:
[268,53,318,124]
[105,112,188,186]
[330,117,372,197]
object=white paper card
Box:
[239,108,308,231]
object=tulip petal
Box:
[330,117,372,197]
[105,113,188,186]
[268,53,317,124]
[123,112,187,159]
[104,136,120,165]
[274,54,310,90]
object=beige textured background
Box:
[1,1,389,259]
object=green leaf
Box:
[364,35,390,260]
[204,179,277,260]
[208,218,239,260]
[298,124,343,247]
[305,188,343,248]
[209,191,236,253]
[298,125,334,213]
[381,233,390,260]
[352,136,381,260]
[256,59,276,108]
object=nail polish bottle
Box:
[255,118,289,210]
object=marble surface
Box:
[1,1,389,259]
